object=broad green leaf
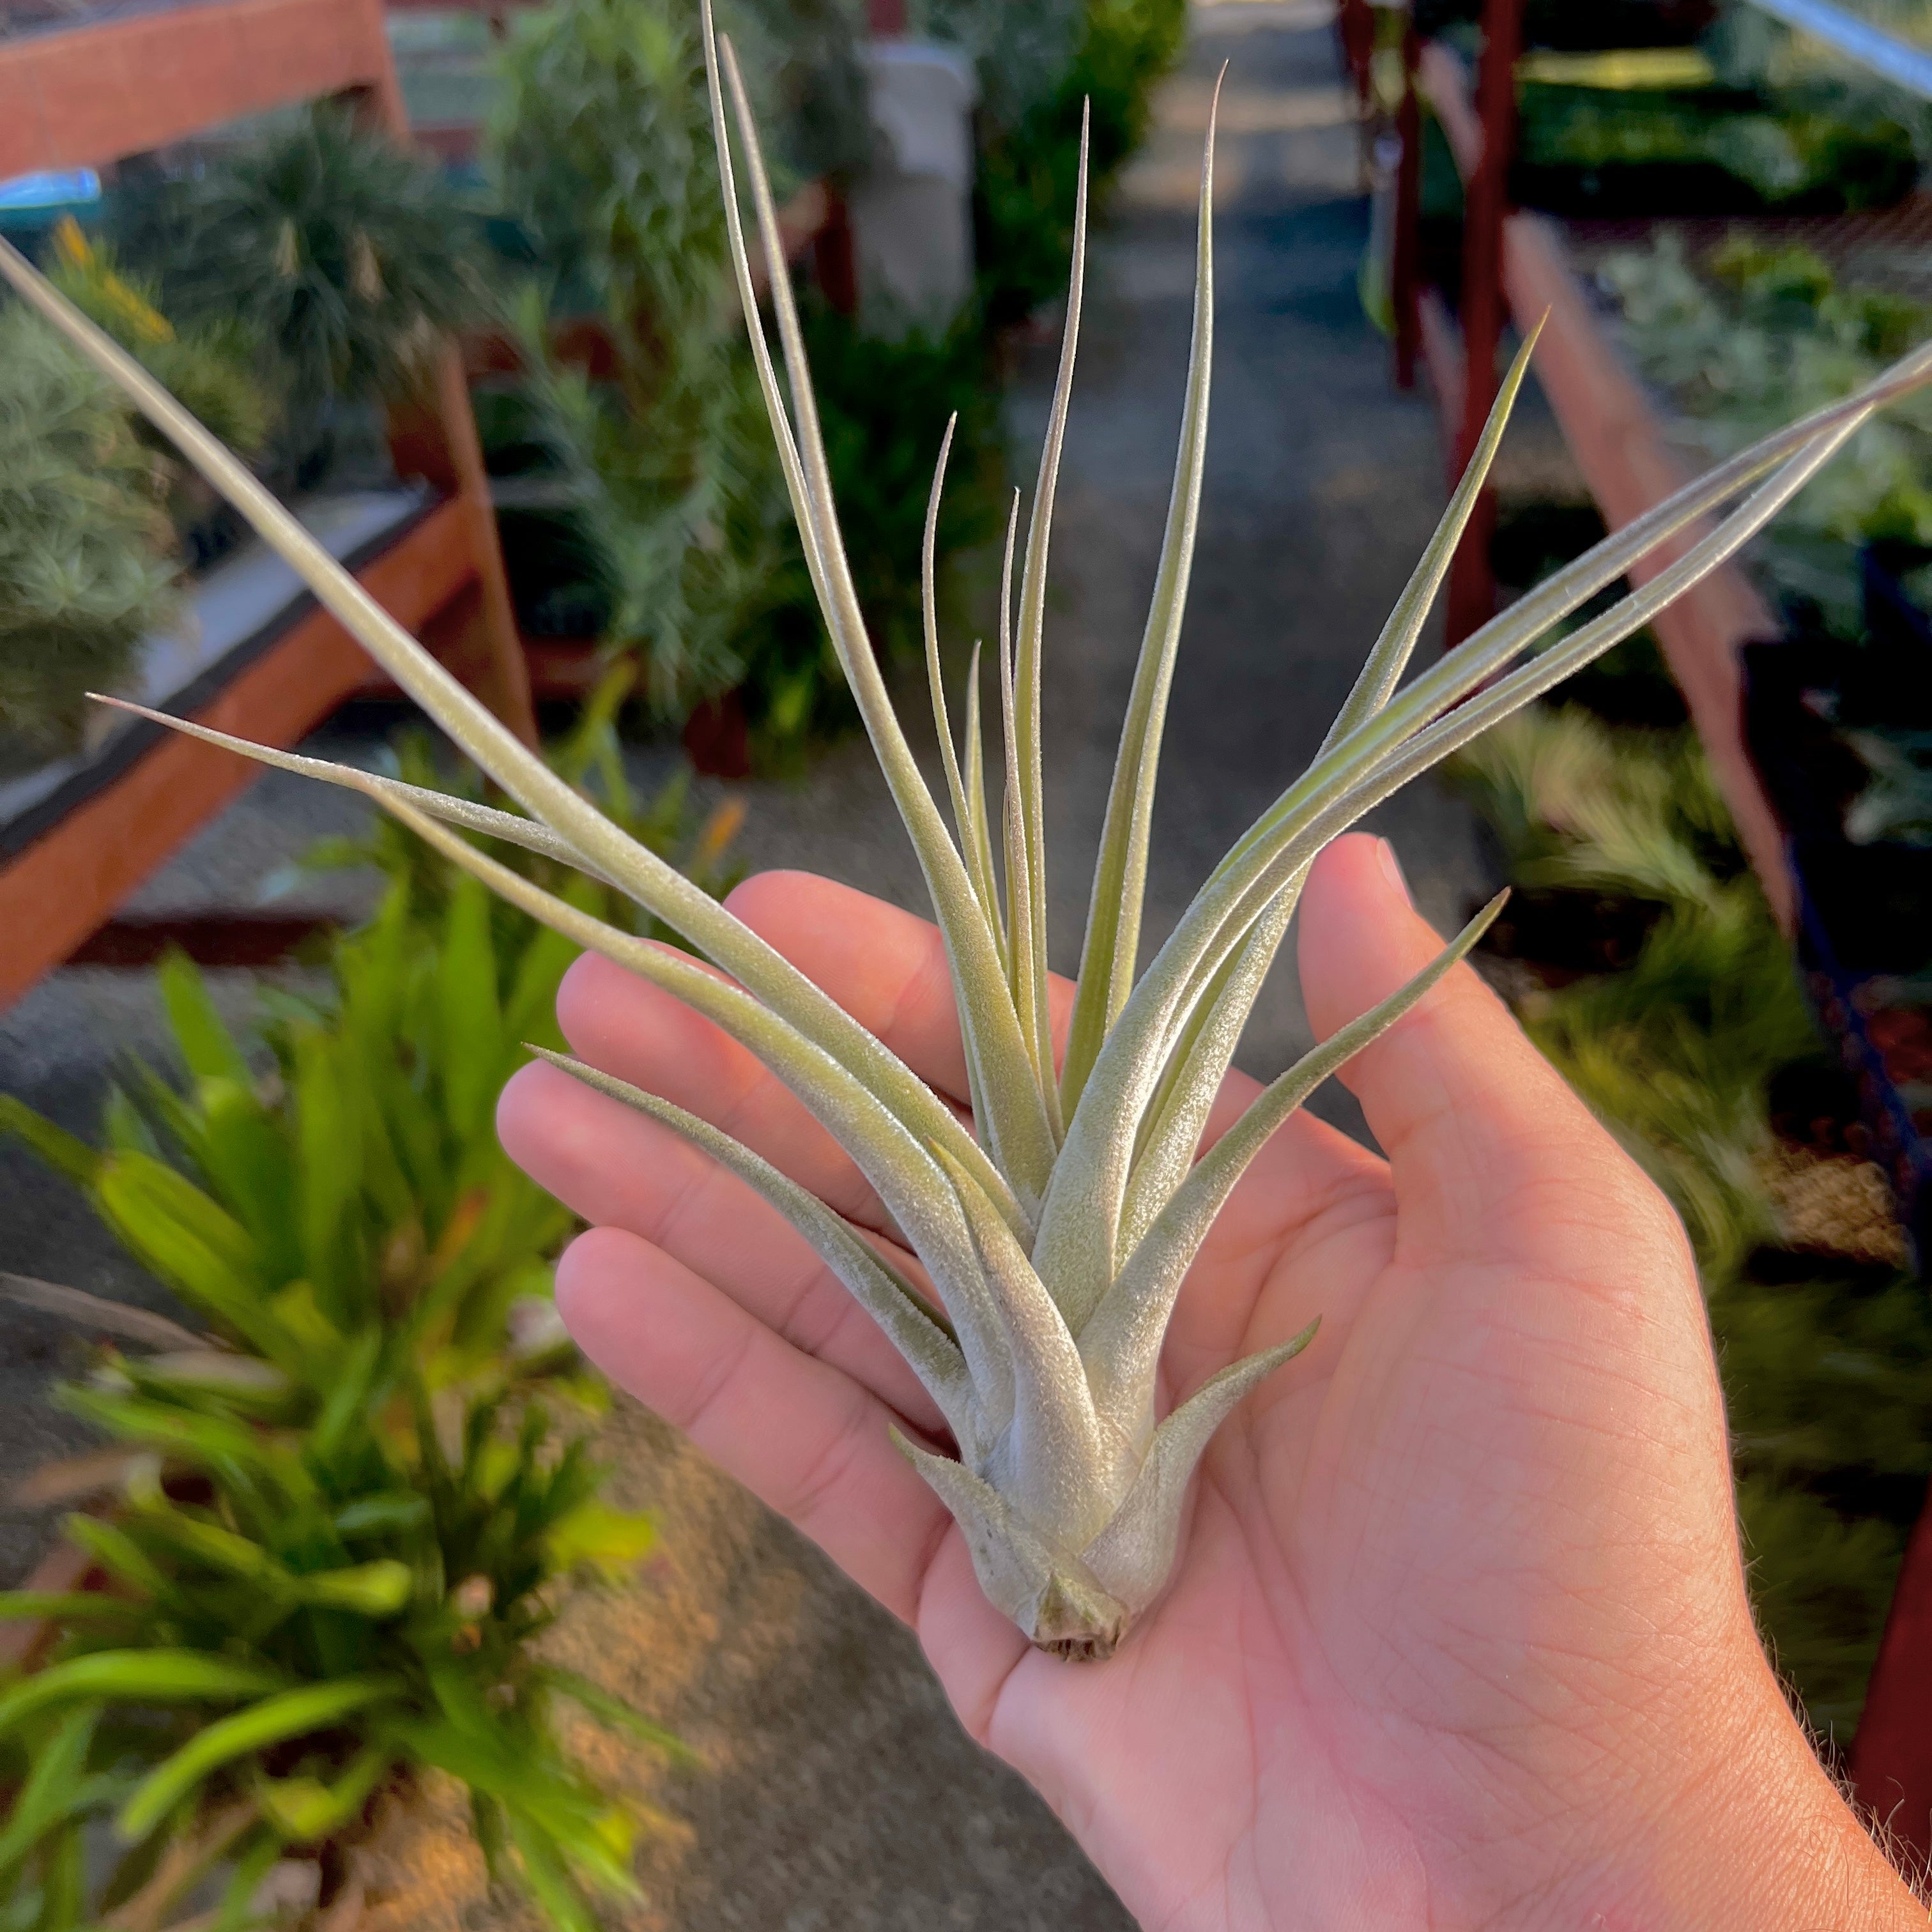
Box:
[116,1678,393,1842]
[306,1325,384,1465]
[119,1500,291,1590]
[332,1493,430,1539]
[502,1810,603,1932]
[58,1388,295,1496]
[93,1154,282,1359]
[0,1653,285,1736]
[440,874,506,1142]
[157,953,252,1090]
[293,1029,361,1327]
[532,1666,691,1765]
[0,1704,101,1876]
[263,1280,345,1363]
[124,1351,295,1419]
[294,1561,413,1617]
[542,1500,657,1581]
[0,1095,99,1189]
[252,1745,388,1841]
[0,1593,142,1624]
[60,1517,174,1602]
[190,1080,299,1284]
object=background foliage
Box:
[0,900,667,1931]
[484,0,1013,751]
[0,304,178,751]
[0,721,739,1929]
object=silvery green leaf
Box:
[1080,1324,1317,1614]
[525,1046,981,1453]
[1063,77,1218,1114]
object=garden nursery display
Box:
[4,6,1931,1666]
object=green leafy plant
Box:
[976,0,1187,326]
[123,103,495,424]
[1602,232,1932,634]
[911,0,1083,132]
[0,302,177,750]
[488,0,811,721]
[6,4,1929,1661]
[0,903,670,1931]
[43,216,275,576]
[487,0,1001,749]
[47,218,273,465]
[1515,84,1919,210]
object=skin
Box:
[498,832,1922,1931]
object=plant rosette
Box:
[0,916,675,1932]
[2,5,1929,1662]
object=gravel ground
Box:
[0,3,1494,1921]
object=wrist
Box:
[1542,1645,1920,1932]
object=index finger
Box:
[726,870,1075,1107]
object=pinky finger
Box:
[555,1223,957,1626]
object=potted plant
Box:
[0,894,676,1931]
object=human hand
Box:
[498,832,1917,1930]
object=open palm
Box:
[498,832,1913,1931]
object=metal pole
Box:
[1392,15,1422,391]
[1850,1480,1932,1866]
[1443,0,1525,648]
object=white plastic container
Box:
[849,40,979,332]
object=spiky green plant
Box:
[4,12,1931,1659]
[0,303,178,750]
[124,103,494,415]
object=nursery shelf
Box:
[1407,36,1797,930]
[0,496,476,1005]
[0,0,411,175]
[0,0,541,1003]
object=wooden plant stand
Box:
[0,0,536,1007]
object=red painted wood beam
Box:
[1444,0,1526,648]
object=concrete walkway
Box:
[1,4,1486,1920]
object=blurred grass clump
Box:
[0,707,740,1929]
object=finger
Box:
[1296,833,1676,1267]
[556,947,894,1234]
[555,1224,957,1626]
[498,1061,948,1435]
[728,871,1077,1104]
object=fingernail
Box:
[1377,838,1411,905]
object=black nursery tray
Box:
[1744,612,1932,1265]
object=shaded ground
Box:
[0,3,1486,1922]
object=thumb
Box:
[1297,834,1672,1268]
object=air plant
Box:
[4,6,1929,1662]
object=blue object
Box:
[0,168,102,212]
[1740,0,1932,103]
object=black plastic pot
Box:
[1744,622,1932,1263]
[1864,542,1932,659]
